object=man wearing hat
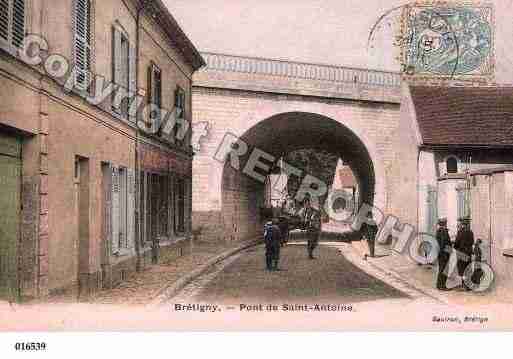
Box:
[264,218,283,271]
[362,212,378,258]
[298,197,321,259]
[454,217,475,290]
[435,218,452,290]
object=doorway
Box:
[0,132,21,301]
[75,156,90,297]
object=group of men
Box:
[264,198,321,271]
[435,217,483,291]
[361,213,484,292]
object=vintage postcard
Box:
[2,0,513,346]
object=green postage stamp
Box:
[400,1,494,82]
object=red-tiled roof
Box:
[410,86,513,147]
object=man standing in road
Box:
[454,217,475,291]
[362,212,378,258]
[435,218,452,291]
[278,216,289,247]
[264,218,282,271]
[298,197,321,259]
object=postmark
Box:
[399,1,494,82]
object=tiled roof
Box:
[410,86,513,147]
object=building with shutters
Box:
[0,0,204,301]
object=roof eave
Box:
[421,143,513,150]
[150,0,206,72]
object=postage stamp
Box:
[400,1,494,82]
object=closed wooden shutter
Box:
[126,168,135,249]
[102,164,112,262]
[119,168,127,248]
[128,43,137,122]
[174,87,185,144]
[0,0,25,48]
[0,0,9,42]
[154,66,162,131]
[11,0,24,48]
[74,0,92,90]
[112,26,122,103]
[425,185,438,235]
[147,64,161,132]
[111,166,120,254]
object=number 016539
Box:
[14,342,47,351]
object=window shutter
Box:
[126,168,135,249]
[146,65,153,129]
[111,166,120,254]
[174,88,185,145]
[11,0,24,48]
[74,0,92,90]
[154,66,162,130]
[0,0,25,47]
[111,26,122,112]
[103,165,113,258]
[0,0,10,42]
[147,64,162,132]
[168,175,175,235]
[128,43,137,122]
[146,65,153,105]
[112,27,122,87]
[119,169,127,248]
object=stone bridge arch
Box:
[191,53,402,242]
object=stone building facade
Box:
[0,0,203,301]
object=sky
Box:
[164,0,513,81]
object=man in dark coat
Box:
[435,218,452,290]
[362,213,378,258]
[471,239,484,287]
[264,219,282,271]
[454,217,475,290]
[298,198,321,259]
[278,216,289,247]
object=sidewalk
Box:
[93,238,260,305]
[27,238,258,306]
[349,240,511,306]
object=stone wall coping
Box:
[199,52,402,87]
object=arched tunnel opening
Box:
[221,112,376,241]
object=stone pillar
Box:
[37,93,50,298]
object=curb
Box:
[149,239,262,306]
[340,242,448,304]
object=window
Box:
[446,156,458,174]
[456,186,470,220]
[0,0,26,48]
[147,63,162,131]
[174,86,186,145]
[74,0,92,90]
[112,24,129,115]
[74,156,81,181]
[118,167,127,249]
[109,165,134,254]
